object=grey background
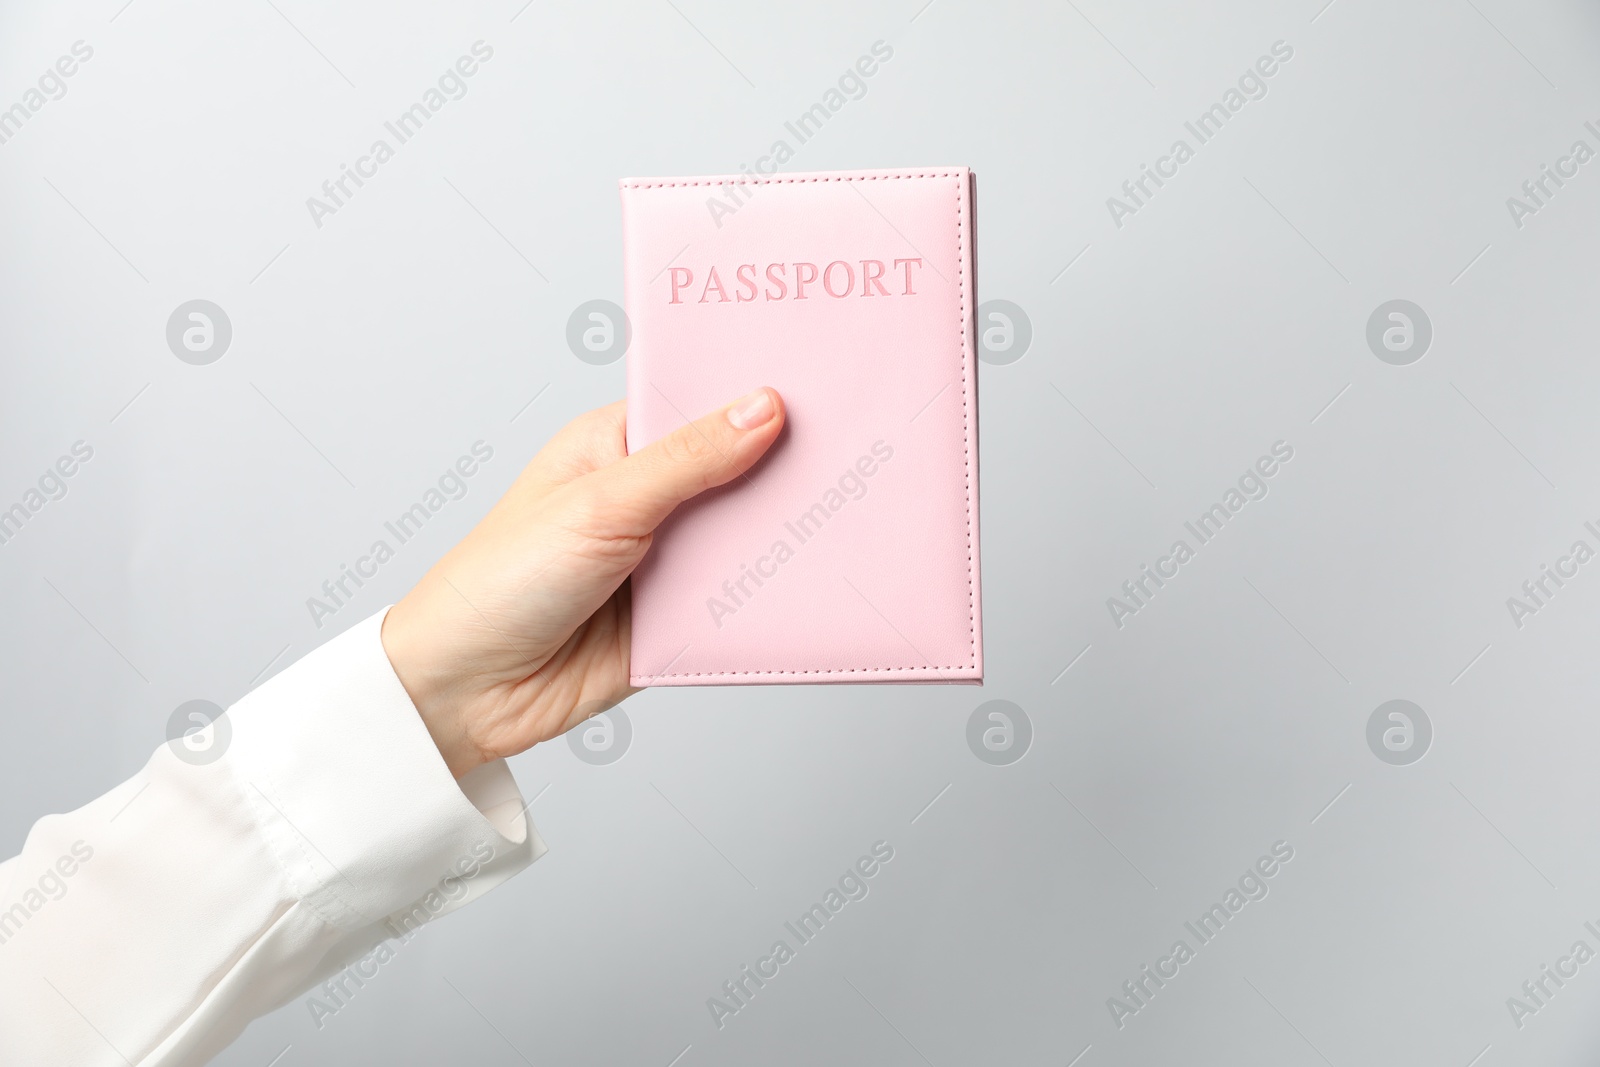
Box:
[3,0,1600,1063]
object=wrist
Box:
[380,599,488,779]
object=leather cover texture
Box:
[622,166,981,686]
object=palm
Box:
[493,585,635,754]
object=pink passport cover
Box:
[622,166,981,686]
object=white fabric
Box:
[0,609,543,1065]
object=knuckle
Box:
[657,428,721,470]
[562,408,610,441]
[560,488,617,534]
[555,490,649,552]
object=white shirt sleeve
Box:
[0,609,545,1066]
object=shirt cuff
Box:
[223,609,545,929]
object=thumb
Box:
[582,387,785,536]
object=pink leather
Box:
[622,167,981,686]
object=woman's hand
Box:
[381,387,784,777]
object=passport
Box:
[621,167,982,686]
